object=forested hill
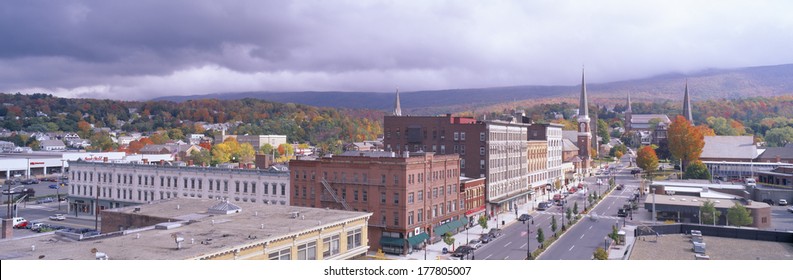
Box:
[153,64,793,115]
[0,93,383,152]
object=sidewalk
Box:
[608,225,637,260]
[392,199,538,260]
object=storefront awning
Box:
[379,236,406,247]
[433,218,469,236]
[407,232,429,246]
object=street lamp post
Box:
[527,216,533,260]
[604,237,609,251]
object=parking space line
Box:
[504,242,512,248]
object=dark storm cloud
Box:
[2,1,793,100]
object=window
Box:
[480,160,486,169]
[433,188,438,198]
[362,190,368,201]
[432,145,437,152]
[417,209,423,222]
[432,205,437,218]
[268,248,291,260]
[297,241,317,260]
[408,192,414,204]
[454,132,459,141]
[460,145,465,155]
[408,211,414,225]
[440,186,445,196]
[235,181,240,193]
[480,147,485,155]
[393,175,399,185]
[461,159,466,169]
[381,175,386,184]
[347,228,362,250]
[281,184,286,195]
[354,190,359,201]
[322,234,341,258]
[480,132,486,141]
[440,145,445,154]
[243,182,248,193]
[381,192,386,203]
[393,211,399,226]
[393,192,399,205]
[461,132,466,140]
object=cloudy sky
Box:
[2,1,792,100]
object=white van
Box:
[744,178,756,187]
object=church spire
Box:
[578,67,589,121]
[626,92,632,113]
[393,88,402,116]
[683,80,693,124]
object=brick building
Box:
[289,151,464,255]
[461,177,486,227]
[383,115,532,218]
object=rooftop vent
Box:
[208,200,242,215]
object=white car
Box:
[780,199,789,206]
[49,214,66,221]
[788,206,793,213]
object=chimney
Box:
[143,158,149,164]
[103,157,108,162]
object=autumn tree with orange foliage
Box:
[127,137,154,154]
[636,146,659,176]
[668,115,704,172]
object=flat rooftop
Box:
[643,194,771,209]
[630,234,793,260]
[0,198,370,260]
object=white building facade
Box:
[67,162,290,216]
[485,121,529,215]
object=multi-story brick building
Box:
[460,177,486,227]
[67,161,290,216]
[289,151,464,255]
[383,115,532,218]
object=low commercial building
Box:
[0,198,371,260]
[67,161,290,216]
[645,181,771,228]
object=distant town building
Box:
[460,176,486,227]
[39,139,66,151]
[756,143,793,164]
[214,130,287,150]
[289,151,464,255]
[67,161,290,216]
[700,136,758,162]
[576,69,593,170]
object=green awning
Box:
[407,232,429,246]
[460,217,469,226]
[433,223,451,236]
[379,236,406,247]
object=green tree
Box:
[593,247,608,260]
[89,132,116,152]
[609,224,620,242]
[764,127,793,147]
[551,215,557,233]
[573,201,579,215]
[700,200,720,225]
[684,161,711,180]
[565,207,572,223]
[236,143,256,163]
[168,128,185,141]
[727,202,753,227]
[189,149,212,166]
[260,143,275,156]
[536,228,545,246]
[597,119,610,145]
[588,193,594,205]
[478,215,489,233]
[442,232,455,250]
[278,143,295,158]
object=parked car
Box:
[479,234,492,244]
[451,245,474,258]
[616,184,624,190]
[12,217,28,229]
[631,169,641,175]
[30,222,45,232]
[48,184,59,189]
[780,199,789,206]
[537,202,551,211]
[787,206,793,213]
[49,214,66,221]
[617,209,628,217]
[37,197,55,204]
[468,239,483,249]
[518,214,532,222]
[488,228,502,239]
[762,199,776,206]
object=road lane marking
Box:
[569,245,575,251]
[504,242,512,247]
[589,225,593,230]
[580,234,585,239]
[520,243,527,249]
[485,254,492,259]
[504,256,510,260]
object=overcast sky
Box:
[2,1,792,100]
